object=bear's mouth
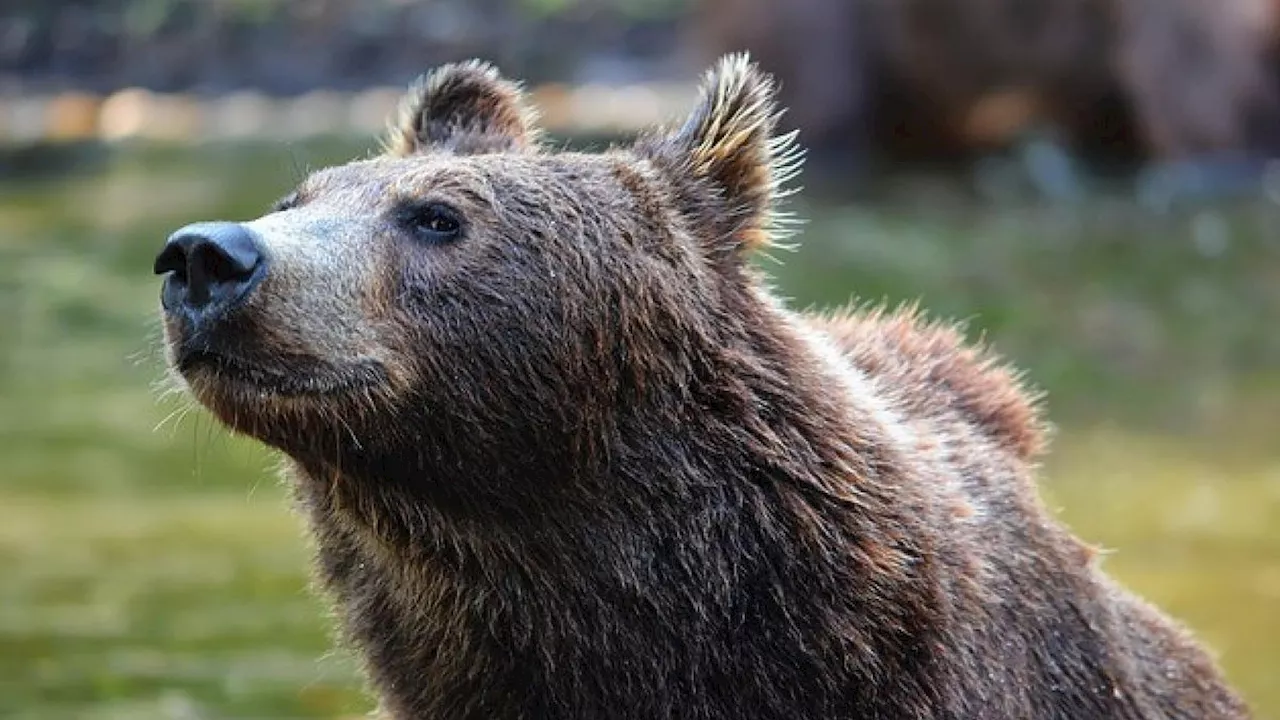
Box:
[177,347,386,399]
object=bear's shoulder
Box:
[803,304,1047,461]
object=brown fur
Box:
[808,305,1046,462]
[157,55,1251,719]
[384,59,542,156]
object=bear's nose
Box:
[154,221,266,316]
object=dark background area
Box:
[0,0,688,93]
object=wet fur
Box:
[161,55,1250,719]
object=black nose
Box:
[154,222,266,316]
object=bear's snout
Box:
[154,221,267,325]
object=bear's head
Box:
[154,55,803,514]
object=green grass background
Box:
[1,140,1277,719]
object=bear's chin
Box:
[178,347,383,399]
[173,352,390,446]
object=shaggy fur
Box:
[156,55,1251,720]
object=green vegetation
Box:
[1,139,1277,719]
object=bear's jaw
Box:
[164,332,396,453]
[179,347,386,400]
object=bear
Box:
[691,0,1280,178]
[152,55,1251,719]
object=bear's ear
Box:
[638,53,803,257]
[384,60,539,156]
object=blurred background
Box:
[1,1,1278,718]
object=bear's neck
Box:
[285,318,939,720]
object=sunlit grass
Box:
[0,491,369,720]
[1,140,1277,718]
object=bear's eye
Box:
[399,202,463,243]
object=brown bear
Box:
[153,55,1250,720]
[691,0,1280,173]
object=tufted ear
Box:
[638,53,803,257]
[384,60,540,156]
